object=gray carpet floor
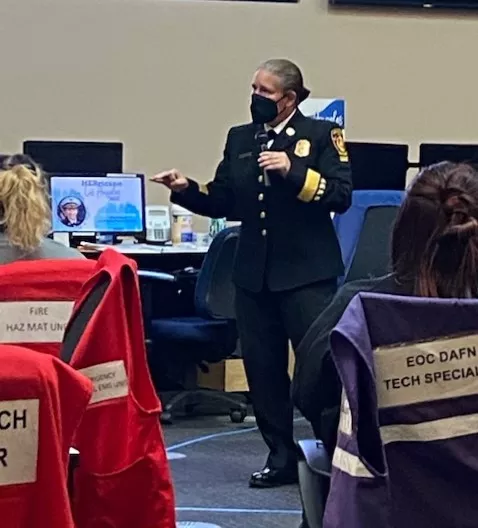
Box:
[163,412,313,528]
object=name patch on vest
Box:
[375,333,478,408]
[0,399,39,485]
[79,361,129,404]
[0,301,74,343]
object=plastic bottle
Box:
[209,218,227,239]
[171,204,193,244]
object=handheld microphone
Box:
[255,126,271,187]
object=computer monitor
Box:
[23,140,123,173]
[419,143,478,168]
[347,142,408,191]
[50,173,145,235]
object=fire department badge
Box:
[294,139,311,158]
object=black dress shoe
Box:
[249,466,298,488]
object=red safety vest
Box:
[0,344,92,528]
[0,259,96,357]
[70,249,176,528]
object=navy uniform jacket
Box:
[171,111,352,293]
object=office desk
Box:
[80,243,208,272]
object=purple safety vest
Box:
[324,293,478,528]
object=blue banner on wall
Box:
[299,98,346,128]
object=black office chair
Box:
[137,270,177,356]
[148,226,248,424]
[297,440,331,528]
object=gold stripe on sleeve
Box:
[297,169,321,203]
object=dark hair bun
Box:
[298,87,311,103]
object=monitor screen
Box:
[23,141,123,173]
[50,173,145,234]
[347,142,408,191]
[419,143,478,168]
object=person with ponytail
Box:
[392,161,478,298]
[294,161,478,460]
[0,154,84,263]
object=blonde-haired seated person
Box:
[0,154,84,263]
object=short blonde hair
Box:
[0,154,50,253]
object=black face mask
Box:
[250,93,286,125]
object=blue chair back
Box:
[333,190,405,284]
[194,226,240,320]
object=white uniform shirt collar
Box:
[265,109,296,136]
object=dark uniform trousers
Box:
[236,279,337,470]
[170,110,352,473]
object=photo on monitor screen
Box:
[50,174,144,234]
